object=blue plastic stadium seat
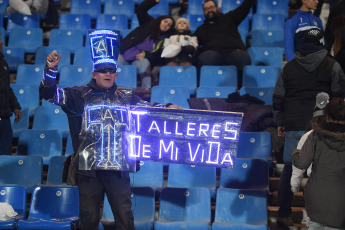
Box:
[116,65,137,88]
[251,13,285,31]
[167,164,216,198]
[96,14,128,32]
[0,185,26,229]
[65,134,74,156]
[220,158,269,190]
[248,47,284,68]
[221,0,253,19]
[49,29,84,54]
[70,0,101,19]
[0,26,5,42]
[59,14,91,35]
[0,155,43,193]
[237,131,272,159]
[196,86,236,98]
[187,0,205,15]
[59,65,92,87]
[10,106,29,138]
[238,16,249,36]
[159,66,197,95]
[6,13,40,34]
[99,187,155,230]
[148,0,169,16]
[251,29,284,48]
[10,84,40,116]
[129,160,163,192]
[103,0,135,18]
[17,186,80,230]
[8,28,43,53]
[16,64,45,87]
[256,0,288,18]
[0,0,8,15]
[212,188,268,229]
[17,129,63,165]
[200,65,238,88]
[46,156,67,185]
[242,66,280,88]
[155,187,211,230]
[183,14,204,33]
[150,86,190,109]
[3,47,25,71]
[240,86,274,105]
[73,47,93,66]
[32,106,70,138]
[130,14,139,30]
[35,46,71,71]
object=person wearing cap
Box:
[193,0,254,88]
[284,0,323,62]
[290,92,329,194]
[292,97,345,229]
[119,0,175,90]
[161,17,198,66]
[273,28,345,226]
[39,30,181,230]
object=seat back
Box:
[70,0,101,19]
[0,26,5,42]
[148,0,169,15]
[214,188,267,225]
[185,14,204,33]
[59,65,92,87]
[158,187,211,222]
[47,156,67,185]
[220,158,269,190]
[221,0,253,18]
[16,64,45,87]
[3,47,25,71]
[116,65,137,88]
[256,0,288,18]
[242,65,280,87]
[237,131,272,159]
[0,155,43,193]
[196,86,236,98]
[248,47,284,67]
[49,29,84,53]
[129,160,164,189]
[59,14,91,35]
[251,29,284,48]
[11,106,29,138]
[8,28,43,53]
[96,14,128,32]
[6,13,40,34]
[73,47,93,66]
[187,0,205,15]
[151,86,190,109]
[103,0,135,18]
[200,65,238,88]
[0,185,27,217]
[252,13,285,31]
[0,0,8,15]
[35,46,71,70]
[10,83,40,116]
[159,66,197,94]
[240,86,274,105]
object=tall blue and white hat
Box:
[88,29,120,71]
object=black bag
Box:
[62,153,78,186]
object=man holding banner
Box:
[39,29,180,230]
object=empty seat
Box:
[10,84,40,116]
[256,0,288,18]
[220,158,269,190]
[187,0,204,15]
[212,188,267,229]
[103,0,135,18]
[59,14,91,35]
[73,47,93,66]
[16,64,45,87]
[196,86,236,98]
[184,14,204,33]
[10,106,29,138]
[3,47,25,71]
[0,155,43,193]
[248,47,284,67]
[116,65,137,88]
[0,185,26,229]
[242,66,280,88]
[159,66,197,94]
[46,156,67,185]
[17,129,63,165]
[96,14,128,32]
[35,46,71,71]
[251,29,284,48]
[49,29,84,54]
[6,13,40,34]
[237,131,272,159]
[8,28,43,53]
[167,164,217,198]
[251,13,285,31]
[151,86,190,109]
[70,0,101,19]
[17,186,80,230]
[240,86,274,105]
[221,0,253,18]
[148,0,169,16]
[59,65,92,87]
[155,187,211,230]
[0,0,8,15]
[200,65,238,88]
[99,187,155,230]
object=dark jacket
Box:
[273,49,345,131]
[120,0,172,67]
[0,53,21,119]
[325,0,345,50]
[292,123,345,228]
[193,0,255,52]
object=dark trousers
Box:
[278,162,293,218]
[197,49,251,88]
[0,118,13,155]
[77,171,134,230]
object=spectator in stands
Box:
[39,30,180,230]
[7,0,48,15]
[324,0,345,50]
[290,92,329,193]
[313,0,339,17]
[161,17,198,66]
[284,0,323,62]
[0,39,21,155]
[273,28,345,226]
[292,97,345,229]
[330,15,345,72]
[193,0,254,88]
[119,0,175,90]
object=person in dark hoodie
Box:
[292,97,345,229]
[40,30,180,230]
[0,39,21,155]
[119,0,175,90]
[193,0,254,88]
[273,28,345,226]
